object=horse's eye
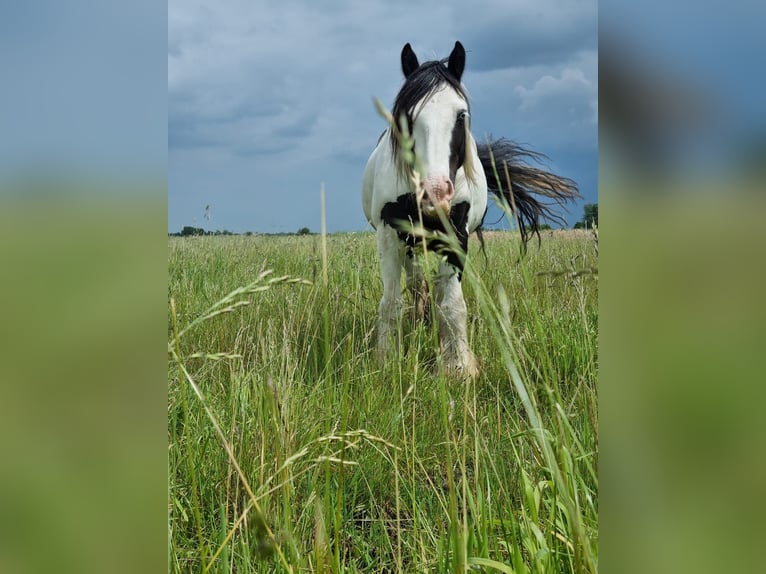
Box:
[457,110,469,122]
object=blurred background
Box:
[0,2,166,573]
[1,0,764,572]
[600,1,765,572]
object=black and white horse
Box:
[362,41,579,377]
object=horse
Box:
[362,41,580,378]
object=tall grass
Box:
[168,226,597,573]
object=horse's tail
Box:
[476,138,581,247]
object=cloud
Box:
[464,48,597,154]
[168,0,597,159]
[168,0,598,232]
[457,0,597,71]
[516,67,597,123]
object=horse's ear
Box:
[447,41,465,81]
[401,43,420,78]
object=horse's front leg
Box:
[434,261,478,378]
[376,225,405,360]
[404,248,430,326]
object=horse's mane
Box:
[390,59,469,160]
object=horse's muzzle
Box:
[419,175,454,219]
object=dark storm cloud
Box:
[168,0,597,233]
[459,0,597,71]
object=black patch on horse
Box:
[380,196,471,277]
[449,111,468,182]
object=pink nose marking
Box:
[423,175,454,204]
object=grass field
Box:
[168,228,598,573]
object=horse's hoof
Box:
[442,354,480,380]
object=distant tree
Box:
[583,204,598,227]
[297,227,311,235]
[573,204,598,229]
[181,225,206,236]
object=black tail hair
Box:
[477,138,581,247]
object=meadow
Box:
[168,228,598,573]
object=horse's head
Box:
[391,41,477,220]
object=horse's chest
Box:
[380,195,471,270]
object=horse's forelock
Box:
[390,60,470,181]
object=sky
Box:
[0,0,166,181]
[168,0,598,233]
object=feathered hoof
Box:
[441,352,480,380]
